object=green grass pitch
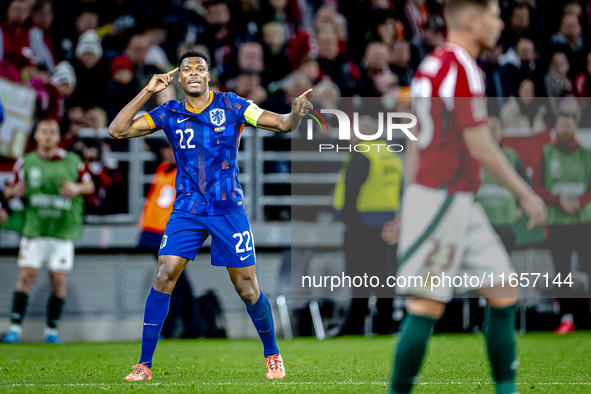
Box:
[1,332,589,393]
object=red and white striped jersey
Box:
[411,42,488,193]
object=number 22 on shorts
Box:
[233,231,253,253]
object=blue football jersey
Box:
[144,91,253,216]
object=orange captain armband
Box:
[143,113,156,130]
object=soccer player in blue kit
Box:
[108,51,312,381]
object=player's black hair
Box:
[34,118,61,134]
[177,50,211,71]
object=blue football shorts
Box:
[159,209,256,267]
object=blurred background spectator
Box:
[106,55,138,122]
[411,14,445,69]
[261,21,291,85]
[532,99,591,333]
[0,0,589,140]
[70,30,107,109]
[500,78,549,135]
[545,51,573,114]
[388,39,412,87]
[0,0,54,74]
[499,38,541,97]
[499,3,535,50]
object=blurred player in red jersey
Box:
[385,1,547,393]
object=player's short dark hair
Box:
[444,0,494,13]
[177,50,210,71]
[34,118,60,134]
[36,118,60,128]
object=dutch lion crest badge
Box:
[209,108,226,126]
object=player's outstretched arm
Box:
[463,124,547,229]
[255,89,313,133]
[108,68,178,139]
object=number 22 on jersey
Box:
[175,129,195,149]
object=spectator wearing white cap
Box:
[75,30,103,67]
[70,30,108,110]
[50,61,76,98]
[42,61,77,122]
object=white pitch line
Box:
[6,382,591,387]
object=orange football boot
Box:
[265,353,286,379]
[124,362,152,381]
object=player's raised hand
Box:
[520,192,547,230]
[145,68,179,94]
[291,89,313,118]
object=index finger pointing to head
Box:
[167,67,179,76]
[299,89,313,98]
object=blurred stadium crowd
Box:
[1,0,591,213]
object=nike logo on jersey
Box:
[240,254,252,261]
[177,117,190,123]
[143,323,158,326]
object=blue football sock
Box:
[139,287,171,369]
[246,291,279,357]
